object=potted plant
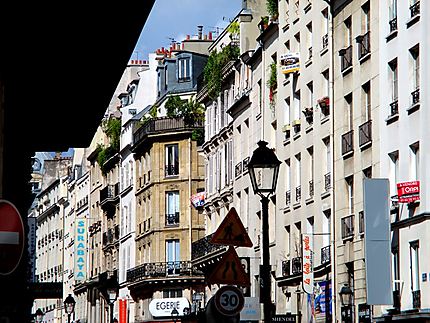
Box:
[302,107,313,124]
[267,0,279,21]
[317,96,329,107]
[259,16,269,32]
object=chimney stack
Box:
[197,25,203,40]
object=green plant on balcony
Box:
[267,0,279,20]
[95,116,121,175]
[166,95,205,144]
[227,21,240,43]
[203,44,240,100]
[267,62,277,109]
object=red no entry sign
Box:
[0,200,25,275]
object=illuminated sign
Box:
[74,217,87,281]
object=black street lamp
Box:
[339,284,354,323]
[248,140,281,323]
[35,308,44,323]
[107,286,119,323]
[64,294,76,323]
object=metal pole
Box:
[261,196,271,323]
[67,313,71,323]
[110,303,114,323]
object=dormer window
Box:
[118,93,130,107]
[178,57,191,82]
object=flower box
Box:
[317,96,330,108]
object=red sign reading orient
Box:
[397,181,420,203]
[0,200,25,275]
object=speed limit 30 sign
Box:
[214,285,245,316]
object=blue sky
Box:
[131,0,242,60]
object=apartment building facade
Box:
[376,0,429,321]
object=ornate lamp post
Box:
[107,286,119,323]
[35,308,44,323]
[248,140,281,323]
[339,284,354,323]
[64,294,76,323]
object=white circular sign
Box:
[214,285,244,316]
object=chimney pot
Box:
[209,32,213,40]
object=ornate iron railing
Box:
[324,173,331,191]
[126,261,202,283]
[235,162,242,178]
[359,120,372,147]
[292,257,302,274]
[309,180,314,197]
[410,1,420,18]
[322,34,328,50]
[411,88,420,105]
[100,183,120,204]
[165,164,179,176]
[389,17,397,33]
[321,246,330,265]
[286,190,291,206]
[295,186,301,202]
[341,215,354,239]
[390,100,399,116]
[340,45,353,72]
[165,212,180,226]
[191,233,226,260]
[413,290,421,309]
[357,31,370,59]
[341,130,354,155]
[282,260,291,277]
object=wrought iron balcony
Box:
[357,31,370,60]
[341,130,354,156]
[410,1,420,18]
[191,233,227,260]
[295,186,301,202]
[308,47,313,60]
[322,34,328,50]
[242,157,250,172]
[389,17,397,33]
[411,88,420,105]
[100,183,120,206]
[102,227,119,246]
[321,246,330,265]
[341,215,354,239]
[282,260,291,277]
[359,211,364,234]
[413,290,421,309]
[126,261,202,283]
[324,173,331,191]
[359,120,372,147]
[309,180,314,197]
[286,190,291,206]
[390,100,399,116]
[165,164,179,177]
[235,162,242,178]
[165,212,180,226]
[133,117,203,146]
[291,257,302,275]
[340,45,353,72]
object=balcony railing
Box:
[410,1,420,18]
[390,100,399,116]
[321,246,330,265]
[295,186,301,202]
[324,173,331,191]
[282,260,291,277]
[341,130,354,155]
[308,47,313,60]
[309,180,314,197]
[341,215,354,239]
[322,34,328,50]
[411,88,420,105]
[340,45,353,72]
[165,212,180,226]
[359,120,372,147]
[133,117,203,146]
[100,183,120,205]
[286,190,291,206]
[359,211,365,234]
[242,157,250,172]
[126,261,201,283]
[292,257,302,274]
[191,233,226,260]
[357,31,370,60]
[165,164,179,177]
[235,162,242,178]
[389,17,397,33]
[413,290,421,309]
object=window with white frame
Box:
[178,57,191,81]
[409,45,420,93]
[165,191,179,226]
[409,240,420,291]
[295,153,301,189]
[362,82,371,121]
[165,144,179,176]
[410,142,419,181]
[389,59,398,103]
[346,175,354,214]
[284,97,291,125]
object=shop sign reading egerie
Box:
[74,217,87,281]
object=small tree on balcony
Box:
[267,62,277,109]
[267,0,279,20]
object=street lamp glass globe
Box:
[64,294,76,315]
[107,287,118,304]
[339,284,353,306]
[248,141,281,196]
